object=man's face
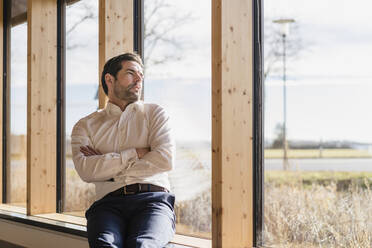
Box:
[111,60,144,103]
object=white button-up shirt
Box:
[71,101,174,201]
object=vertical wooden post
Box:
[27,0,57,215]
[212,0,254,247]
[0,0,3,203]
[98,0,134,109]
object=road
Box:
[265,158,372,172]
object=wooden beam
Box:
[27,0,57,215]
[98,0,134,109]
[0,0,3,203]
[212,0,254,247]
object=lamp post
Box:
[273,18,295,170]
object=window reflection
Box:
[64,0,98,215]
[144,0,212,238]
[7,18,27,207]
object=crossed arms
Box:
[80,145,150,159]
[71,107,174,183]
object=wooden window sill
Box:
[0,205,211,248]
[0,204,26,215]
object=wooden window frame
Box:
[0,0,263,247]
[0,0,4,204]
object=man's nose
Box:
[134,72,143,82]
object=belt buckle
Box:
[138,184,142,192]
[123,185,135,195]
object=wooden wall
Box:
[27,0,57,215]
[212,0,254,247]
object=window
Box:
[0,1,259,247]
[263,0,372,246]
[144,0,212,238]
[5,0,27,209]
[63,0,98,216]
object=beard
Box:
[113,81,140,103]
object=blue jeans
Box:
[85,192,176,248]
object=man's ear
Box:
[105,73,114,89]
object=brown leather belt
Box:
[108,183,169,196]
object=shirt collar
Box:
[105,101,143,115]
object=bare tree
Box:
[67,0,193,68]
[66,1,97,50]
[64,0,194,99]
[271,122,286,149]
[144,0,193,71]
[264,18,304,82]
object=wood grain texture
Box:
[212,0,222,246]
[212,0,254,247]
[27,0,57,215]
[98,0,134,109]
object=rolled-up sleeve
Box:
[71,121,138,183]
[118,105,175,178]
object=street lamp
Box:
[273,18,295,170]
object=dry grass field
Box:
[263,171,372,247]
[6,161,26,205]
[264,184,372,247]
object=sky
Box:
[8,0,372,144]
[264,0,372,143]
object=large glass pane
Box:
[7,21,27,208]
[64,0,98,216]
[263,0,372,247]
[144,0,211,238]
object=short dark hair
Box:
[101,53,144,95]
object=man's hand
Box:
[136,147,151,159]
[80,146,102,156]
[80,145,150,159]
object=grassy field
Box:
[264,171,372,247]
[265,171,372,188]
[265,148,372,159]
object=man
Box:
[71,52,175,248]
